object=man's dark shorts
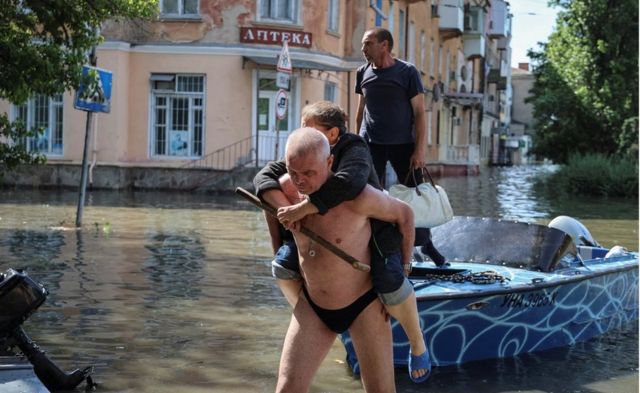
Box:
[271,241,301,280]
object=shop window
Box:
[14,94,64,156]
[150,74,205,158]
[259,0,299,24]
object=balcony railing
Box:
[442,144,480,165]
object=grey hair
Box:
[285,127,330,162]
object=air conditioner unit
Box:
[457,64,471,93]
[460,65,468,81]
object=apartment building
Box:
[1,0,513,189]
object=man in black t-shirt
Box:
[356,27,446,267]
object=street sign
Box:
[74,65,112,113]
[276,72,290,90]
[275,89,288,120]
[277,41,292,73]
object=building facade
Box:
[1,0,514,189]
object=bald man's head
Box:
[284,127,333,195]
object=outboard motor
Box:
[548,215,599,248]
[0,268,95,391]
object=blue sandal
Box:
[408,349,432,383]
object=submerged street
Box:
[0,165,637,393]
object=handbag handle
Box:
[401,166,439,196]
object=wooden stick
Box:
[235,187,370,272]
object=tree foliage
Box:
[0,0,158,170]
[527,0,638,163]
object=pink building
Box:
[1,1,512,189]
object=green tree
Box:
[527,0,638,163]
[0,0,157,171]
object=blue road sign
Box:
[74,66,112,113]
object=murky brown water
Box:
[0,165,637,393]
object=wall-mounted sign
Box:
[275,89,288,120]
[240,27,312,48]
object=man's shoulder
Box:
[357,63,372,73]
[351,184,383,206]
[394,58,419,73]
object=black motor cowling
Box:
[0,268,95,391]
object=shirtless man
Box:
[273,127,415,392]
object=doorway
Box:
[254,72,296,164]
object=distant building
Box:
[510,63,535,136]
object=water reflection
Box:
[143,232,206,299]
[0,166,637,393]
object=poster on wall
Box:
[170,131,189,156]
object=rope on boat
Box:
[422,270,510,285]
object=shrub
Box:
[540,153,638,198]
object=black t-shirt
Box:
[356,59,425,145]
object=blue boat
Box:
[341,216,639,372]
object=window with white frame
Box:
[429,40,435,78]
[420,31,426,72]
[327,0,340,33]
[427,111,433,146]
[324,82,337,102]
[439,45,444,79]
[14,94,63,155]
[388,0,394,32]
[160,0,199,17]
[398,9,406,58]
[150,74,205,158]
[259,0,299,24]
[407,21,416,65]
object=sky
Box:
[509,0,560,66]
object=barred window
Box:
[150,74,205,158]
[160,0,199,17]
[259,0,299,24]
[14,94,64,155]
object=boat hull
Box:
[341,261,638,372]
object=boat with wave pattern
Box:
[341,216,639,372]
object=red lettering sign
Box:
[240,27,312,48]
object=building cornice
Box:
[99,41,362,72]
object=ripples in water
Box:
[0,166,637,392]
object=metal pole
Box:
[274,117,280,160]
[75,111,93,227]
[255,69,260,168]
[75,31,98,227]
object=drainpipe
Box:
[347,71,351,130]
[405,5,409,60]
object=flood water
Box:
[0,165,637,393]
